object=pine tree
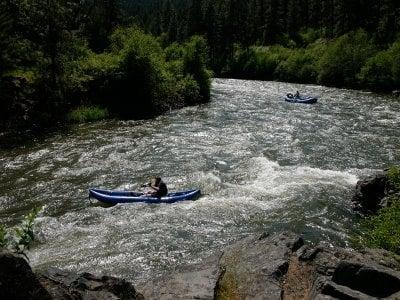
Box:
[321,0,334,37]
[308,0,321,29]
[376,0,397,44]
[0,10,13,75]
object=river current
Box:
[1,79,399,283]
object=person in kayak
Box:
[143,177,168,197]
[294,91,300,98]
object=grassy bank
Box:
[67,106,109,123]
[359,166,400,255]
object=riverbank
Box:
[1,78,399,282]
[352,166,400,255]
[0,27,211,147]
[2,230,400,299]
[223,30,400,94]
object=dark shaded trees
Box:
[125,0,399,72]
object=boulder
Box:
[39,268,144,300]
[0,251,144,300]
[140,232,400,300]
[215,232,303,300]
[306,246,400,300]
[352,170,396,213]
[0,251,51,300]
[140,232,303,300]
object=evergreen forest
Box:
[1,0,399,138]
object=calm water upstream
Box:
[1,79,399,283]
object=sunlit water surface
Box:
[1,79,399,283]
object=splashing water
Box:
[0,79,399,283]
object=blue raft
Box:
[89,188,201,204]
[285,93,318,104]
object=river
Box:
[0,79,399,283]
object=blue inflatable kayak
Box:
[89,188,201,204]
[285,93,318,104]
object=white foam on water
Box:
[27,149,50,161]
[3,79,400,283]
[236,156,358,195]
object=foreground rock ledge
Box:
[0,251,144,300]
[140,232,400,300]
[2,232,400,299]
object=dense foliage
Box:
[1,0,399,137]
[0,0,210,137]
[124,0,400,75]
[226,30,400,89]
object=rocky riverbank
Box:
[0,251,144,299]
[139,231,400,299]
[2,231,400,300]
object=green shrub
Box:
[358,41,400,91]
[177,75,200,105]
[388,166,400,191]
[363,199,400,255]
[299,28,322,45]
[0,208,39,254]
[165,42,185,61]
[390,42,400,88]
[274,50,317,83]
[358,50,395,91]
[66,28,211,120]
[0,225,7,248]
[229,45,292,80]
[183,36,211,102]
[67,106,109,123]
[317,30,377,87]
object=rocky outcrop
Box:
[0,251,52,300]
[352,170,398,214]
[300,245,400,299]
[140,232,400,300]
[3,232,400,299]
[0,251,143,300]
[38,268,144,300]
[140,232,303,300]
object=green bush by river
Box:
[1,20,210,133]
[226,30,400,92]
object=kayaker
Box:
[295,91,300,98]
[143,177,168,197]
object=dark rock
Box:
[331,261,400,298]
[297,245,323,261]
[319,280,375,300]
[0,251,52,300]
[215,232,301,299]
[352,170,394,213]
[39,267,144,300]
[308,244,400,300]
[140,232,302,300]
[140,232,400,300]
[139,255,221,300]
